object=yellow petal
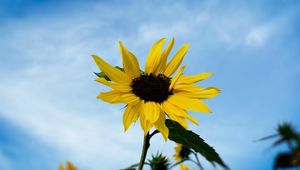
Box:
[175,87,221,99]
[92,55,131,84]
[162,101,188,129]
[169,65,186,90]
[167,94,211,113]
[154,38,175,74]
[185,113,199,126]
[163,100,198,125]
[164,44,189,76]
[178,72,213,84]
[111,84,132,93]
[95,77,113,87]
[168,112,188,129]
[123,103,141,131]
[162,100,188,117]
[95,77,132,92]
[142,102,160,123]
[120,93,140,105]
[119,41,141,78]
[154,112,169,140]
[180,164,189,170]
[173,84,204,93]
[97,90,139,105]
[67,161,77,170]
[97,90,121,103]
[59,164,66,170]
[145,38,166,74]
[140,111,153,134]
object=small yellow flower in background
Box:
[174,143,191,161]
[93,38,220,140]
[59,161,78,170]
[180,164,192,170]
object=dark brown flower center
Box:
[179,145,191,160]
[130,73,172,103]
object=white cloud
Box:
[245,23,274,46]
[244,12,295,47]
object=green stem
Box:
[149,130,159,138]
[189,159,204,169]
[169,159,188,169]
[122,162,150,170]
[193,153,204,170]
[138,133,150,170]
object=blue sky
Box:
[0,0,300,169]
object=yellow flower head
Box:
[93,38,220,140]
[59,161,78,170]
[174,143,191,161]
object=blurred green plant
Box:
[148,153,170,170]
[258,122,300,170]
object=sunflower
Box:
[92,38,220,140]
[59,161,77,170]
[174,143,191,162]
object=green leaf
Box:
[166,119,229,170]
[254,134,278,142]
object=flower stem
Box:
[194,153,204,170]
[138,133,150,170]
[169,159,188,169]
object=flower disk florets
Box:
[131,73,172,103]
[179,145,191,160]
